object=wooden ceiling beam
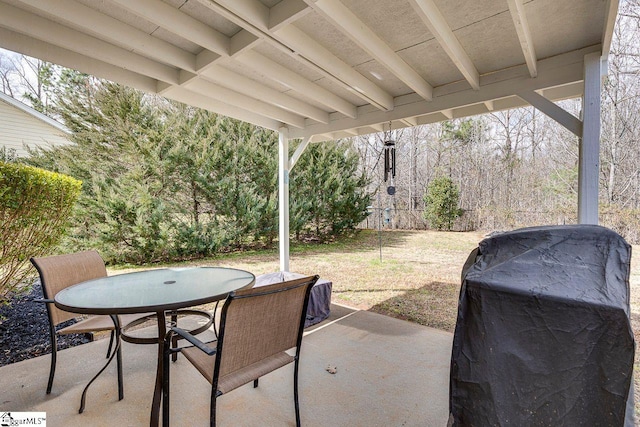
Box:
[92,0,326,123]
[0,3,179,84]
[275,25,395,110]
[408,0,480,90]
[602,0,620,55]
[183,78,306,128]
[163,86,281,130]
[507,0,538,78]
[111,0,230,56]
[0,26,158,93]
[269,0,312,31]
[235,50,357,118]
[201,64,330,123]
[204,0,395,110]
[18,0,196,72]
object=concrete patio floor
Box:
[0,304,452,426]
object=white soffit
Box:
[0,0,618,140]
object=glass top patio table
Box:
[54,266,255,427]
[55,267,256,315]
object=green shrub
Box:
[172,221,228,259]
[0,162,81,298]
[423,176,463,231]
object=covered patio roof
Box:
[0,0,620,269]
[0,0,618,139]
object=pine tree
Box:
[423,176,463,231]
[291,140,370,240]
[26,78,371,261]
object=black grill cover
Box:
[450,225,635,426]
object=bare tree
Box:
[0,50,19,98]
[0,50,59,115]
[601,0,640,206]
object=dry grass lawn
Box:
[113,229,483,332]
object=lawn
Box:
[112,229,485,332]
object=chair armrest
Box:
[32,298,54,303]
[169,326,217,356]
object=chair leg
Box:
[294,358,301,427]
[210,391,219,427]
[162,336,171,427]
[79,328,122,413]
[46,324,57,394]
[253,378,259,388]
[106,330,115,359]
[171,311,178,362]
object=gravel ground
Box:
[0,284,90,366]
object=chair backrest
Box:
[30,250,108,326]
[215,275,319,381]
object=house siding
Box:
[0,98,70,157]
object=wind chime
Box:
[375,123,397,261]
[383,124,396,196]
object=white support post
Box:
[278,126,290,272]
[578,52,602,225]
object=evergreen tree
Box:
[28,82,175,262]
[291,140,370,240]
[26,78,371,262]
[423,176,463,231]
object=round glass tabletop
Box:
[54,267,255,314]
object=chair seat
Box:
[58,313,153,335]
[181,345,295,394]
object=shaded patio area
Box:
[0,304,452,426]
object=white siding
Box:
[0,99,70,157]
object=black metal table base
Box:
[120,310,213,345]
[75,309,213,419]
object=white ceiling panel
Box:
[456,10,526,74]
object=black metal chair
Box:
[162,275,319,427]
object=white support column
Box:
[578,52,602,225]
[278,126,290,272]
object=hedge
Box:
[0,162,81,299]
